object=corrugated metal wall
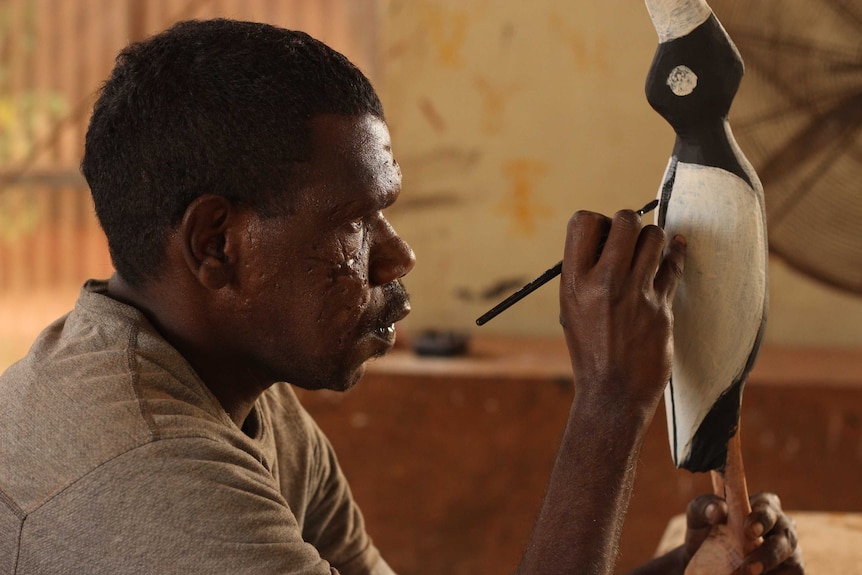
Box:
[0,0,380,368]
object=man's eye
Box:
[347,218,364,232]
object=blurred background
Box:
[0,0,379,368]
[1,1,860,573]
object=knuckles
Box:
[612,209,643,230]
[570,209,606,223]
[751,491,783,509]
[640,223,666,244]
[567,210,610,234]
[687,493,722,521]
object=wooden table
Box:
[295,339,862,574]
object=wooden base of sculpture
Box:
[685,429,761,574]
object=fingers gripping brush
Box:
[475,199,659,326]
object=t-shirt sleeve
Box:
[299,414,392,575]
[18,437,336,574]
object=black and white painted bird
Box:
[644,0,769,473]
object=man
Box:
[0,19,800,575]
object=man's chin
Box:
[292,363,367,393]
[332,363,366,392]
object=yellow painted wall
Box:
[379,0,862,347]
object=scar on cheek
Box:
[325,260,364,286]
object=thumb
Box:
[655,234,686,302]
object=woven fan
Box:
[712,0,862,293]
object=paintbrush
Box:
[475,199,659,326]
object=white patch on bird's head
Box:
[667,65,698,96]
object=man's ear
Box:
[179,194,244,290]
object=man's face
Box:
[233,114,415,391]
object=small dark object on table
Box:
[412,330,470,357]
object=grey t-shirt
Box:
[0,280,393,575]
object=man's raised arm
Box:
[517,208,686,575]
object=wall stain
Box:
[498,158,551,236]
[398,147,481,183]
[385,38,411,61]
[473,74,521,135]
[393,148,480,213]
[454,277,529,302]
[418,97,447,133]
[420,3,470,68]
[391,193,462,214]
[548,11,610,73]
[500,21,515,47]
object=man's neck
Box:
[106,273,267,429]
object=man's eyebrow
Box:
[326,199,362,220]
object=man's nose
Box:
[370,227,416,286]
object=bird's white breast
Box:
[661,161,767,464]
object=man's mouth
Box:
[367,281,411,345]
[374,324,397,340]
[371,305,407,343]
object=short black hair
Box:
[82,19,383,287]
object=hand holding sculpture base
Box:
[685,426,762,574]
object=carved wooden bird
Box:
[644,2,770,571]
[644,0,768,475]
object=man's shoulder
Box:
[0,280,243,515]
